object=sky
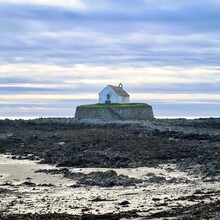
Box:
[0,0,220,118]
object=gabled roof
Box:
[108,85,130,97]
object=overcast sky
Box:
[0,0,220,118]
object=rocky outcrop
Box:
[1,118,219,178]
[75,105,154,120]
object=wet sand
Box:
[0,154,219,219]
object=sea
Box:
[0,116,219,120]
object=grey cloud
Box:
[1,31,220,67]
[2,2,220,32]
[0,84,101,94]
[0,86,61,94]
[1,1,220,67]
[1,82,219,95]
[127,83,220,94]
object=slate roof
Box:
[109,85,130,97]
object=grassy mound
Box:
[79,103,150,108]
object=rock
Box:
[38,183,54,187]
[69,184,81,188]
[0,188,11,194]
[146,172,156,177]
[21,181,36,187]
[119,200,130,206]
[70,170,141,187]
[152,198,161,201]
[147,174,167,184]
[89,197,113,202]
[3,181,13,186]
[0,117,219,177]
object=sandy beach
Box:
[0,154,219,219]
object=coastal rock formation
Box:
[75,103,154,120]
[0,118,219,219]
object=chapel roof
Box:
[108,85,130,97]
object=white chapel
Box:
[99,84,130,104]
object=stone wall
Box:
[75,105,154,120]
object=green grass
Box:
[79,103,150,108]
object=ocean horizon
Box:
[0,116,219,120]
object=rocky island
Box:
[75,103,154,120]
[75,85,154,121]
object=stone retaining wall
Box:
[75,105,154,120]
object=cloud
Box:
[0,0,220,118]
[1,93,220,102]
[1,64,220,84]
[1,1,220,67]
[1,0,86,9]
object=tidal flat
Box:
[0,118,219,219]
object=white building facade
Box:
[99,84,130,104]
